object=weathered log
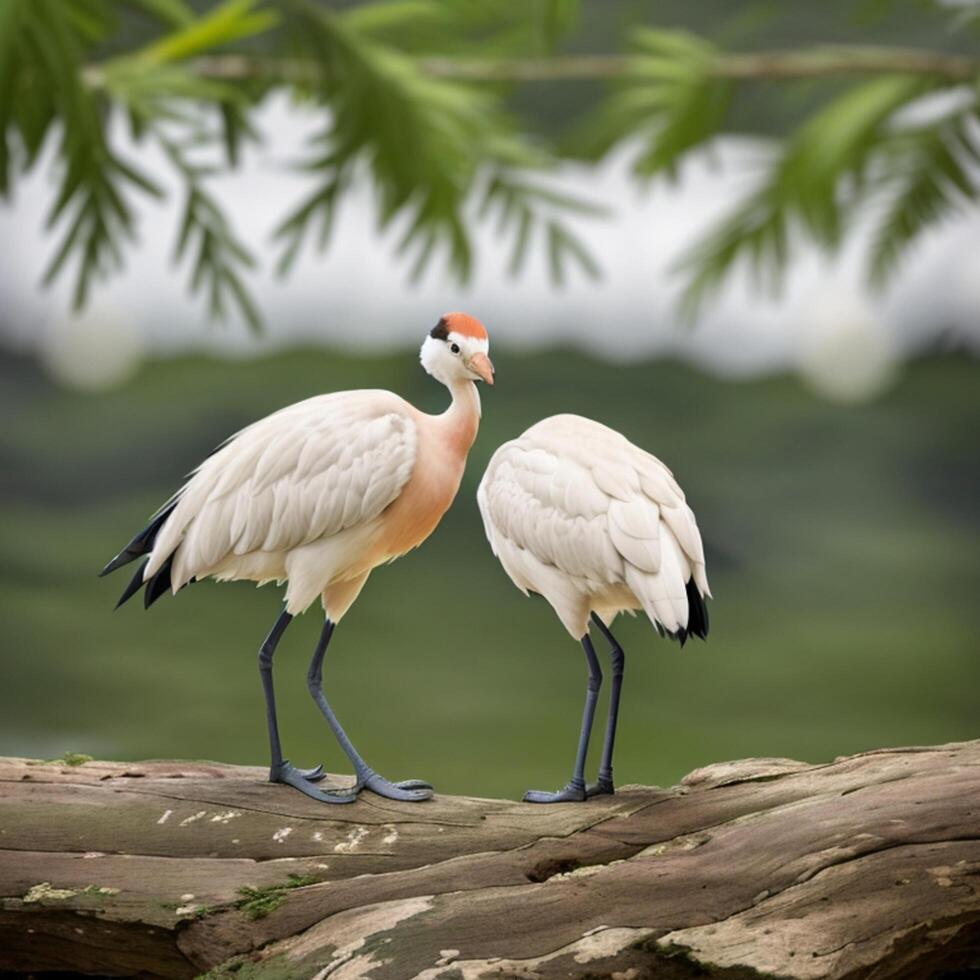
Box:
[0,741,977,979]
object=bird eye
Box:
[450,343,460,354]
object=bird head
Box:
[420,312,494,387]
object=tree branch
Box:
[83,45,980,87]
[709,45,980,82]
[1,743,978,978]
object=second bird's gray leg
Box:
[587,612,625,797]
[259,607,355,804]
[524,635,602,804]
[307,618,433,802]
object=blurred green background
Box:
[0,0,978,799]
[2,344,976,798]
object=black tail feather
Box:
[114,559,149,610]
[654,579,709,647]
[685,577,710,641]
[103,500,180,610]
[144,554,174,609]
[100,501,178,577]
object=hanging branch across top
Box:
[1,0,978,328]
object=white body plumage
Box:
[107,313,495,623]
[146,390,422,617]
[477,414,710,641]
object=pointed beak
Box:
[468,351,495,385]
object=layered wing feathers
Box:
[478,414,709,639]
[147,393,418,590]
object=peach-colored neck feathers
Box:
[442,379,481,458]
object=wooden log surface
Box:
[0,741,978,979]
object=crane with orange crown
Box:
[101,313,494,804]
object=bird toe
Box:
[392,778,433,791]
[306,784,359,804]
[361,773,434,802]
[523,783,587,804]
[296,763,326,782]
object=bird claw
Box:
[359,772,433,802]
[271,761,357,804]
[295,763,326,783]
[523,781,587,804]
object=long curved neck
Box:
[440,379,481,456]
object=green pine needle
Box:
[1,0,976,326]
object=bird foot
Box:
[271,761,357,804]
[358,771,433,802]
[586,776,615,798]
[523,780,587,804]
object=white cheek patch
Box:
[448,332,489,356]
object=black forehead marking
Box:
[430,318,450,341]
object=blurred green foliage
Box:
[1,347,976,797]
[0,0,977,326]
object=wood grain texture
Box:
[1,742,977,979]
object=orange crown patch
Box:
[441,312,488,341]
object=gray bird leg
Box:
[307,618,433,802]
[259,607,354,804]
[587,612,625,797]
[524,634,603,804]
